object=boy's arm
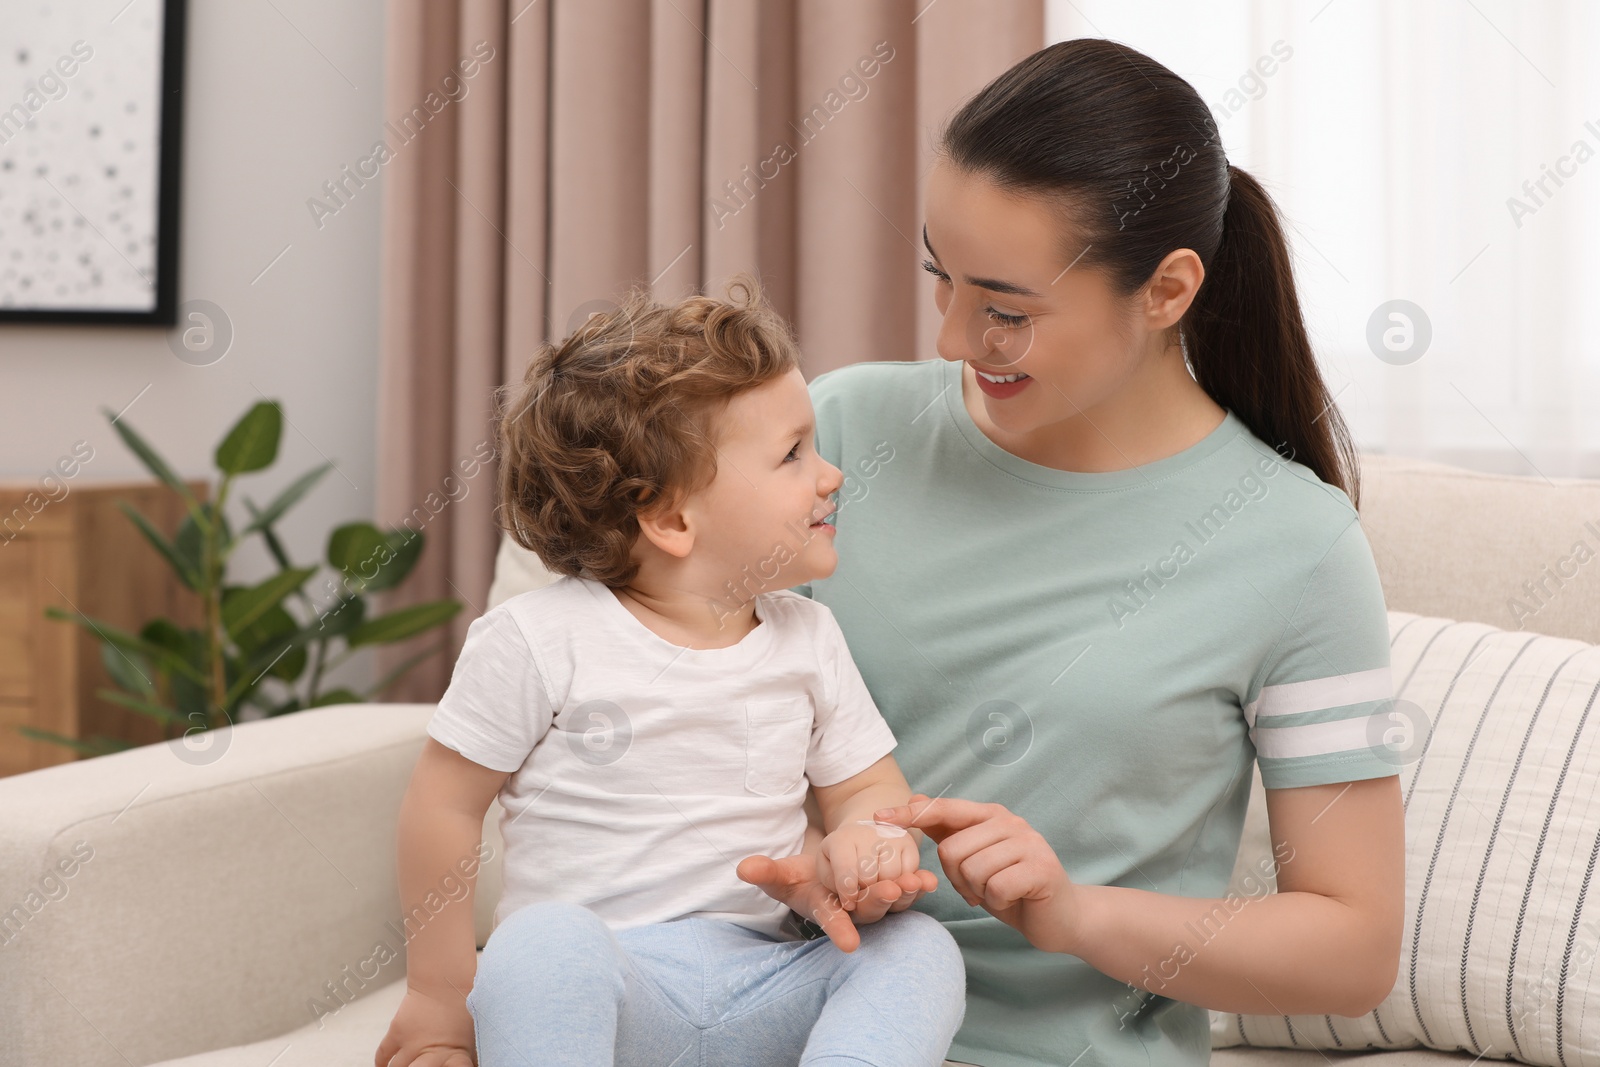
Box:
[807,607,921,849]
[398,738,510,1002]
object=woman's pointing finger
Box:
[873,793,994,840]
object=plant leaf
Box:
[173,503,232,583]
[103,409,201,511]
[242,498,295,571]
[116,502,200,589]
[215,400,283,474]
[45,606,208,685]
[232,603,308,682]
[171,673,212,724]
[326,523,423,594]
[313,595,365,638]
[224,623,325,708]
[99,642,156,698]
[242,463,331,534]
[16,726,132,756]
[221,566,316,639]
[140,619,202,664]
[173,512,206,581]
[360,530,423,592]
[326,522,383,575]
[230,600,291,653]
[309,688,363,708]
[346,600,462,648]
[94,688,189,727]
[143,622,218,703]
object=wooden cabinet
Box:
[0,480,205,777]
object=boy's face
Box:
[685,367,844,599]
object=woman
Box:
[738,37,1405,1067]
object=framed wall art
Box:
[0,0,187,325]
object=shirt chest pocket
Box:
[744,697,814,797]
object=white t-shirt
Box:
[425,574,899,939]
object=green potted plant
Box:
[26,400,461,757]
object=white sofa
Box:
[3,453,1598,1067]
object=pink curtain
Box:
[376,0,1045,699]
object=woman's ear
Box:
[1143,247,1205,330]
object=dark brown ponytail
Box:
[940,39,1360,507]
[1183,164,1359,507]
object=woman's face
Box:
[922,158,1197,441]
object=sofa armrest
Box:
[0,702,501,1067]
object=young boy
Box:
[374,276,967,1067]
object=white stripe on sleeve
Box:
[1252,713,1394,760]
[1242,665,1393,731]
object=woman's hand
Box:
[374,984,477,1067]
[873,793,1086,955]
[736,849,936,953]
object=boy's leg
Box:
[614,916,827,1066]
[470,905,965,1065]
[467,900,699,1067]
[797,909,968,1067]
[673,910,967,1067]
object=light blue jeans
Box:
[466,899,967,1066]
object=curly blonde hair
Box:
[496,273,801,588]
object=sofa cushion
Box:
[486,531,558,611]
[143,973,410,1067]
[1356,453,1600,646]
[1215,611,1600,1067]
[1213,1050,1494,1067]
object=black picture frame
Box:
[0,0,187,327]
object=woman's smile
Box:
[972,365,1035,398]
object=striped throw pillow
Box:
[1212,611,1600,1066]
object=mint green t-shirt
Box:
[793,358,1399,1067]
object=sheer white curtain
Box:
[1046,0,1600,478]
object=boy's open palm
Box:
[375,986,478,1067]
[737,848,936,952]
